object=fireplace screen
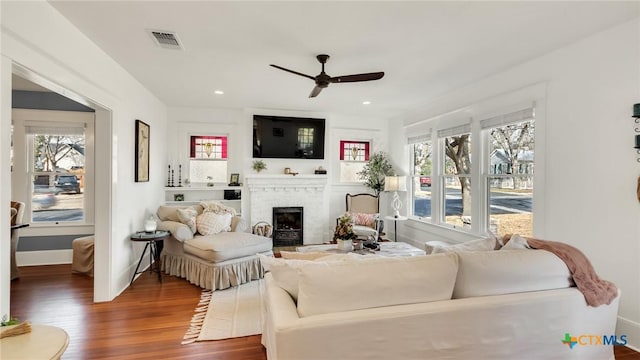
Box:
[272,207,303,247]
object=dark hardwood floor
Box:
[9,265,266,360]
[9,264,640,359]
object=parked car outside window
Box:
[54,174,81,194]
[420,176,432,190]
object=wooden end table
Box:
[129,230,169,286]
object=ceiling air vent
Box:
[147,29,183,50]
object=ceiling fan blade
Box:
[329,72,385,83]
[270,64,316,80]
[309,85,323,98]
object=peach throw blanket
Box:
[526,238,618,307]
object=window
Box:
[189,135,228,184]
[409,136,432,219]
[439,126,472,228]
[28,127,86,223]
[339,140,370,182]
[407,106,535,236]
[484,115,534,236]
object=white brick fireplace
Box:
[245,175,329,245]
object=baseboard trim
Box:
[617,316,640,351]
[16,249,72,266]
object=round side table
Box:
[129,230,169,286]
[0,324,69,359]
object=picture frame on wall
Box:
[135,119,150,182]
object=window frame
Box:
[338,139,371,184]
[12,109,95,229]
[406,104,538,237]
[187,134,229,185]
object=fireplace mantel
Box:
[245,174,329,245]
[245,174,328,192]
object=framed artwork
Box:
[135,119,150,182]
[173,193,184,201]
[229,173,240,186]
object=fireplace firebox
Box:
[272,207,303,247]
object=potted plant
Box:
[252,160,267,173]
[333,213,357,251]
[357,151,395,195]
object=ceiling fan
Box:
[270,54,384,98]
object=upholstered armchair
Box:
[344,193,384,241]
[10,201,26,280]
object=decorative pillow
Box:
[196,212,233,235]
[350,212,378,228]
[258,253,368,301]
[501,234,531,250]
[430,235,498,254]
[176,207,198,234]
[200,200,236,216]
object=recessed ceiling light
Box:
[362,101,371,105]
[214,90,224,95]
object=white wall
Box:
[391,19,640,348]
[166,107,389,239]
[0,0,167,317]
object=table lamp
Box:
[384,176,407,218]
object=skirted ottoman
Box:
[72,235,95,276]
[157,204,273,290]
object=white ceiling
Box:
[46,1,639,120]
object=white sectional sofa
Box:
[262,249,620,360]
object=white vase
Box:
[337,239,353,252]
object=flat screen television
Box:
[253,115,325,159]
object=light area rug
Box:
[182,279,264,344]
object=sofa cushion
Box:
[452,249,573,299]
[257,253,365,301]
[296,253,459,317]
[157,220,194,242]
[430,235,499,254]
[157,204,203,222]
[500,234,531,250]
[177,207,198,234]
[184,232,272,263]
[196,212,233,235]
[352,225,378,238]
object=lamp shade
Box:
[384,176,407,192]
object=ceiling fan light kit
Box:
[270,54,384,98]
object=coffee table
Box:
[297,241,425,257]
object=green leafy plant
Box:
[1,314,20,326]
[357,151,395,195]
[252,160,266,173]
[333,213,357,241]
